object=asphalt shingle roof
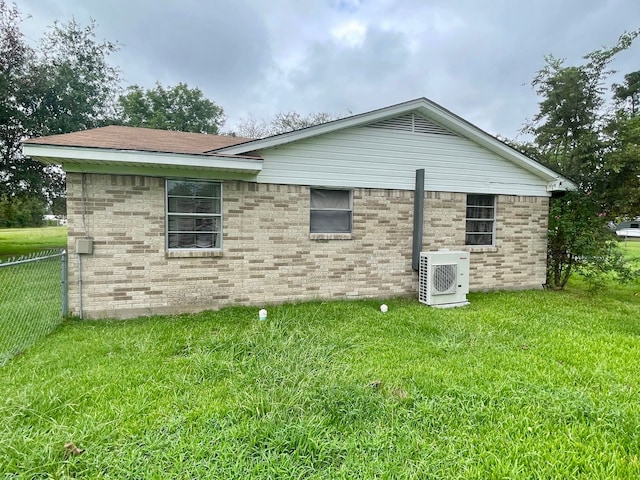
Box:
[24,125,255,155]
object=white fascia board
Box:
[22,144,263,173]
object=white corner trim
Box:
[547,178,575,192]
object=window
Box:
[310,188,352,233]
[166,180,222,249]
[465,194,495,246]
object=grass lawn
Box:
[0,255,65,365]
[619,238,640,262]
[1,269,639,478]
[0,227,67,260]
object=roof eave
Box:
[22,144,263,174]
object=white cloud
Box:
[330,20,367,47]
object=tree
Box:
[34,19,120,136]
[0,0,35,199]
[613,70,640,114]
[522,30,640,289]
[235,110,346,138]
[1,2,121,224]
[600,112,640,218]
[0,195,45,228]
[116,83,225,134]
[603,70,640,218]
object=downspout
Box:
[412,169,425,271]
[77,253,83,319]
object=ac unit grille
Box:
[418,254,430,304]
[431,264,457,295]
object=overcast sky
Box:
[18,0,640,139]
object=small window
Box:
[310,189,352,233]
[465,194,495,246]
[166,180,222,249]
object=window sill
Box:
[463,246,498,253]
[166,249,223,258]
[310,233,352,241]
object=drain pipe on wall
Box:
[412,169,425,272]
[77,253,83,319]
[76,172,93,320]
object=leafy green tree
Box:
[1,1,121,223]
[33,19,120,136]
[613,70,640,114]
[546,191,633,289]
[116,83,225,134]
[0,195,45,228]
[0,0,35,199]
[523,30,640,289]
[601,70,640,218]
[601,113,640,218]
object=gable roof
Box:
[22,98,574,191]
[214,97,574,191]
[24,125,254,155]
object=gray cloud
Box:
[18,0,640,138]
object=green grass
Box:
[0,227,67,362]
[0,257,64,364]
[1,274,639,478]
[619,238,640,263]
[0,227,67,260]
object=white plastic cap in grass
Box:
[259,309,267,321]
[380,304,388,313]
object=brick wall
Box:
[66,173,549,319]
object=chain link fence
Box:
[0,249,67,365]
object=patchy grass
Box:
[619,238,640,263]
[0,227,67,260]
[1,275,639,477]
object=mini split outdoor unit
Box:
[419,250,470,307]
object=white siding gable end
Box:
[218,98,573,194]
[255,113,552,197]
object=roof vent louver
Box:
[368,113,456,136]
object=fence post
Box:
[61,250,68,318]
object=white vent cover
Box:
[431,264,457,295]
[368,113,456,136]
[419,251,470,307]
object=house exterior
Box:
[616,218,640,238]
[23,98,573,319]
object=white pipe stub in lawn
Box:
[380,304,388,313]
[259,309,267,321]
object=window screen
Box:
[310,189,352,233]
[166,180,222,249]
[465,194,495,246]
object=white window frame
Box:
[465,194,496,246]
[165,179,223,251]
[310,188,353,234]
